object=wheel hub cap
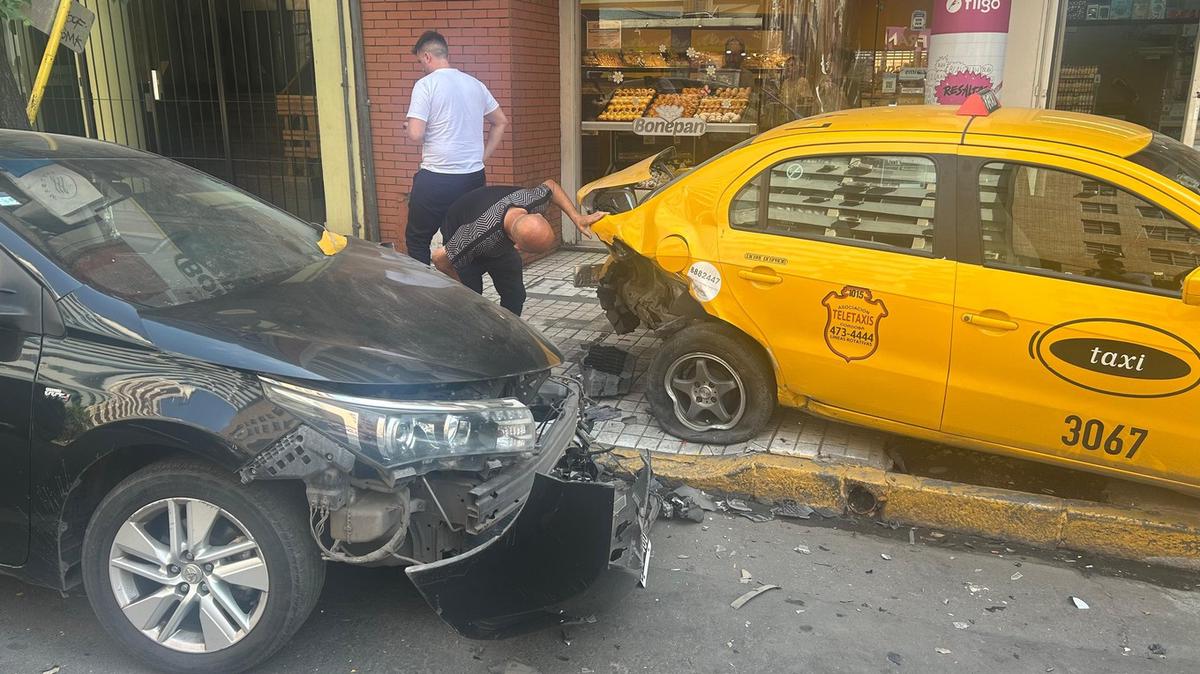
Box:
[181,564,203,584]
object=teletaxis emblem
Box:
[821,286,889,362]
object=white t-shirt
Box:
[406,68,499,174]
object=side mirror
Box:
[1183,268,1200,306]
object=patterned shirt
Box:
[443,184,551,270]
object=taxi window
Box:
[979,161,1199,296]
[730,155,938,255]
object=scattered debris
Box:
[965,583,988,594]
[726,498,752,512]
[773,499,814,519]
[935,648,952,655]
[739,511,774,523]
[731,584,780,609]
[740,569,753,583]
[676,554,690,559]
[793,545,812,555]
[985,606,1007,613]
[673,485,717,512]
[582,404,623,423]
[1070,596,1090,610]
[818,545,831,552]
[881,553,893,561]
[579,344,636,397]
[953,621,972,630]
[909,529,916,545]
[887,652,903,666]
[41,668,60,674]
[929,532,945,539]
[659,486,709,523]
[1149,643,1167,657]
[1010,572,1024,581]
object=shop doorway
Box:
[4,0,325,222]
[1053,2,1200,146]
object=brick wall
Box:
[358,0,562,250]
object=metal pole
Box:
[26,0,73,126]
[207,0,235,183]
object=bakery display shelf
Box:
[582,120,758,133]
[614,16,764,29]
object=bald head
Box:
[509,213,557,254]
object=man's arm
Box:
[540,179,606,238]
[483,107,508,163]
[404,117,426,143]
[431,247,460,281]
[405,78,430,143]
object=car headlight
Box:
[260,377,536,468]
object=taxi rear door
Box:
[943,148,1200,491]
[716,143,958,430]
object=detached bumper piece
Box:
[406,391,655,639]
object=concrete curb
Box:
[605,448,1200,571]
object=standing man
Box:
[432,180,605,316]
[403,31,509,265]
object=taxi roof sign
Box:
[957,89,1001,117]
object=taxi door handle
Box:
[962,313,1019,331]
[737,269,783,285]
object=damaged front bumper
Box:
[405,384,657,639]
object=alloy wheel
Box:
[663,352,747,432]
[107,498,270,653]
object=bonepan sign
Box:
[632,117,707,136]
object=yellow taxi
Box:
[579,97,1200,496]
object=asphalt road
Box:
[1,511,1197,674]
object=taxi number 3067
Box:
[1061,415,1147,460]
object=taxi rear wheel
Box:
[647,322,775,444]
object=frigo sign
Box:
[632,117,707,136]
[1031,318,1200,398]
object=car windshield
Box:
[644,135,757,202]
[0,156,327,309]
[1128,132,1200,196]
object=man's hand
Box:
[431,247,460,281]
[572,211,608,238]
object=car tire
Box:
[646,322,776,444]
[81,457,325,674]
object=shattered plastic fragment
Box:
[953,621,971,630]
[730,584,780,609]
[881,553,893,561]
[935,648,952,655]
[1071,596,1090,610]
[673,485,717,512]
[1149,643,1167,656]
[726,498,752,512]
[1011,572,1024,581]
[773,499,814,519]
[739,511,774,523]
[887,652,902,666]
[793,545,811,555]
[740,568,753,583]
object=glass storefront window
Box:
[1053,0,1200,142]
[578,1,934,185]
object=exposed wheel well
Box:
[56,445,187,589]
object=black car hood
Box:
[126,239,561,385]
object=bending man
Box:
[432,180,605,316]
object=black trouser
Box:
[459,248,527,316]
[406,168,485,265]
